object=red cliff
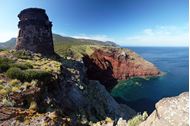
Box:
[83,47,161,89]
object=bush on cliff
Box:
[24,69,51,82]
[6,67,51,82]
[12,50,32,59]
[0,63,10,73]
[0,57,14,73]
[0,57,13,64]
[0,57,33,73]
[10,63,33,70]
[6,67,25,81]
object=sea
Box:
[111,47,189,114]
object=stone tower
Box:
[15,8,54,55]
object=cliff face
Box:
[139,92,189,126]
[83,47,161,89]
[0,50,136,126]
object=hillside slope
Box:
[0,34,119,49]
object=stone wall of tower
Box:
[15,8,54,55]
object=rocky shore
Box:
[0,8,188,126]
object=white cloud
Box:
[0,31,17,42]
[122,25,188,47]
[70,34,115,42]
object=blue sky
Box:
[0,0,188,46]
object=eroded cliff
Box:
[83,47,161,89]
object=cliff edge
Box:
[139,92,189,126]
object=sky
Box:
[0,0,188,46]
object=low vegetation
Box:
[127,111,148,126]
[6,67,51,82]
[0,50,62,106]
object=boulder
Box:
[139,92,189,126]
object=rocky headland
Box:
[0,8,188,126]
[83,47,161,89]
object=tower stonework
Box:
[15,8,54,55]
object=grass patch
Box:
[0,57,13,64]
[12,50,32,59]
[127,112,148,126]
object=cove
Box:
[111,47,189,114]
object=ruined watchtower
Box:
[15,8,54,55]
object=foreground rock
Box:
[83,47,161,89]
[92,92,189,126]
[140,92,189,126]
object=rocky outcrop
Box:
[83,47,161,89]
[139,92,189,126]
[55,59,136,122]
[0,50,136,125]
[15,8,54,55]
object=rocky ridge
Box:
[0,50,136,125]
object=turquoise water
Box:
[111,47,189,113]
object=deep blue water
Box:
[111,47,189,114]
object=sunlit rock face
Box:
[139,92,189,126]
[15,8,54,55]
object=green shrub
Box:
[6,67,51,82]
[0,57,14,73]
[10,63,33,70]
[6,67,25,81]
[24,70,51,81]
[0,63,10,73]
[0,57,13,64]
